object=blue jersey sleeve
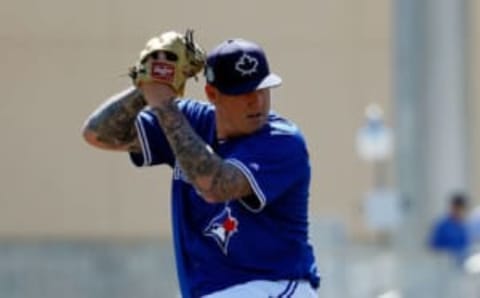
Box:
[130,109,175,167]
[225,118,310,212]
[129,99,215,168]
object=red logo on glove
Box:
[150,61,175,83]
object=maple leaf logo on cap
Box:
[235,53,258,76]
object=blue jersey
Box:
[130,99,320,297]
[429,215,470,265]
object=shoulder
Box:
[142,98,216,123]
[176,98,214,115]
[266,113,306,147]
[140,98,215,128]
[177,98,216,134]
[268,113,304,137]
[434,216,454,230]
[141,98,213,115]
[246,113,308,157]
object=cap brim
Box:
[257,73,282,90]
[218,73,283,95]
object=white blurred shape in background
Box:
[356,104,394,162]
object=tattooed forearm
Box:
[151,101,252,202]
[83,87,146,151]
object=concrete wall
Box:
[2,0,473,240]
[469,0,480,206]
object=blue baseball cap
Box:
[204,39,282,95]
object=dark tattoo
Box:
[85,87,146,151]
[151,102,251,202]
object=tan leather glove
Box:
[129,30,206,96]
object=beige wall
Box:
[0,0,428,239]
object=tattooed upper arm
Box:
[82,87,146,152]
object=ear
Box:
[204,84,218,104]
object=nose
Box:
[245,89,268,107]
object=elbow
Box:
[193,173,248,204]
[197,188,228,204]
[81,123,133,152]
[194,178,227,204]
[81,124,105,149]
[82,127,98,147]
[200,189,236,204]
[203,194,223,204]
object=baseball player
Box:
[82,30,320,297]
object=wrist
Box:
[140,82,177,107]
[148,96,177,109]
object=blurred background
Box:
[1,0,479,297]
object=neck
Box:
[215,111,235,140]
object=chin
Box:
[247,121,266,134]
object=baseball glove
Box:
[129,30,206,96]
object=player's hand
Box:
[129,30,206,97]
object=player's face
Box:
[206,86,271,139]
